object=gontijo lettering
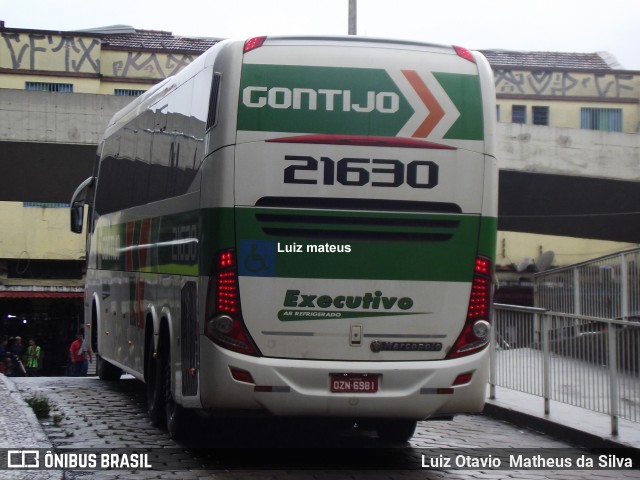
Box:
[284,289,414,310]
[243,86,400,113]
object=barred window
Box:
[511,105,526,124]
[25,81,73,93]
[23,202,69,208]
[580,108,622,132]
[532,106,549,126]
[114,89,146,97]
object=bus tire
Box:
[375,419,417,443]
[146,343,165,428]
[163,345,189,440]
[96,354,122,381]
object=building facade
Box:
[484,50,639,134]
[0,26,219,372]
[0,24,638,369]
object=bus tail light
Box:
[244,36,267,53]
[205,249,260,356]
[454,45,476,63]
[446,256,493,359]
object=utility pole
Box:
[348,0,357,35]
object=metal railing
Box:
[489,303,640,436]
[535,248,640,321]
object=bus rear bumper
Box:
[198,339,488,419]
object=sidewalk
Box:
[484,385,640,451]
[0,374,60,479]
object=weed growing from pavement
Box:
[25,394,52,419]
[52,413,64,426]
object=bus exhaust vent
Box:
[205,73,221,131]
[256,197,462,214]
[181,281,198,396]
[254,211,459,243]
[253,197,461,243]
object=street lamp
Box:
[349,0,357,35]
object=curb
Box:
[0,375,63,479]
[0,375,52,448]
[483,402,639,453]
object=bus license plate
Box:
[330,374,378,393]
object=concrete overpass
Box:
[1,89,639,242]
[497,123,640,242]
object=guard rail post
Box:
[489,305,497,399]
[542,311,551,415]
[608,322,619,436]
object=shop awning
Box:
[0,291,83,298]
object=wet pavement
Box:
[1,374,639,479]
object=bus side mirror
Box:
[70,176,94,234]
[70,200,84,234]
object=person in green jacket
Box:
[26,338,42,376]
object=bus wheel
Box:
[96,354,122,381]
[146,344,165,428]
[163,348,188,440]
[375,419,417,443]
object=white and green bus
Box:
[71,36,498,442]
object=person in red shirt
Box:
[69,330,92,376]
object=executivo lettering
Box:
[283,289,414,310]
[278,289,419,321]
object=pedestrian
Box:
[0,336,7,374]
[25,338,42,376]
[4,353,14,376]
[9,336,26,376]
[69,330,92,376]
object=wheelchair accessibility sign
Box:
[238,240,276,277]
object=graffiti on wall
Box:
[1,32,195,79]
[495,69,637,99]
[110,52,195,78]
[1,33,101,73]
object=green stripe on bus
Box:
[93,207,496,281]
[235,207,497,282]
[93,208,237,276]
